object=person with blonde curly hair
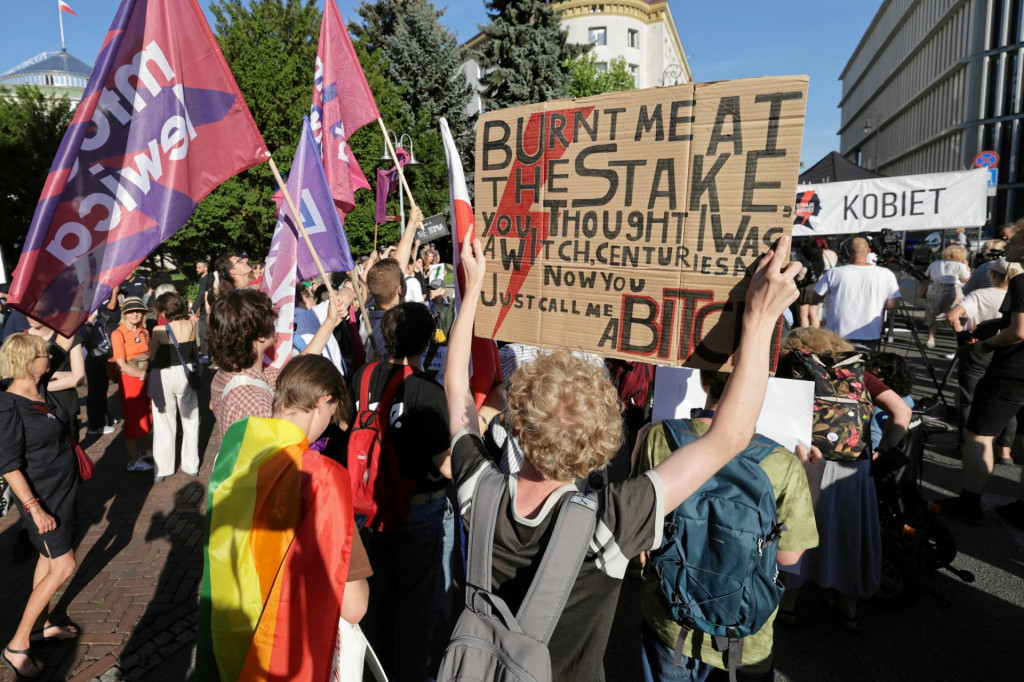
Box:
[442,231,800,680]
[924,243,971,347]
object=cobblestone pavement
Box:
[2,286,1023,680]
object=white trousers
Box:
[149,364,199,476]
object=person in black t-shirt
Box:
[442,232,800,681]
[946,226,1024,529]
[350,302,452,681]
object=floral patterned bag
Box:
[781,350,874,461]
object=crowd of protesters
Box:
[2,214,1024,680]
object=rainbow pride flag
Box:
[198,418,354,682]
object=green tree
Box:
[164,0,322,269]
[352,0,475,158]
[474,0,588,110]
[568,55,635,98]
[0,86,74,272]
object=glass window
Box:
[589,27,607,45]
[597,61,608,73]
[628,29,639,49]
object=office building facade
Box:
[840,0,1024,224]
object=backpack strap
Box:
[465,465,505,613]
[221,374,273,399]
[515,489,598,644]
[357,362,379,413]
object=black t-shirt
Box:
[121,275,148,301]
[451,431,664,681]
[349,362,449,493]
[990,274,1024,377]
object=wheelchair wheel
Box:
[871,537,921,610]
[912,519,957,570]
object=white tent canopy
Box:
[793,168,989,236]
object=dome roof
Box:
[0,50,91,90]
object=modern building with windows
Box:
[462,0,692,116]
[840,0,1024,224]
[0,49,90,107]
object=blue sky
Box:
[0,0,881,167]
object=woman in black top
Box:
[147,292,200,482]
[795,240,826,328]
[0,334,81,678]
[25,318,85,437]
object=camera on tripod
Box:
[866,228,903,264]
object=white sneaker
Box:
[127,459,153,473]
[87,425,115,435]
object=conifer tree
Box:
[474,0,588,110]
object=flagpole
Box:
[267,155,379,359]
[377,118,418,211]
[58,1,66,51]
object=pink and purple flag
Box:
[311,0,380,216]
[375,147,410,225]
[262,117,354,367]
[8,0,268,335]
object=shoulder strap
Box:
[662,418,702,450]
[516,489,598,644]
[221,373,273,399]
[165,324,194,371]
[357,362,379,412]
[465,465,505,612]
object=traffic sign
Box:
[988,168,999,197]
[975,150,999,169]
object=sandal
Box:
[1,646,43,679]
[31,623,80,642]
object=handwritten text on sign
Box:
[473,77,807,368]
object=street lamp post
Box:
[379,132,419,235]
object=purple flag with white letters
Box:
[8,0,268,335]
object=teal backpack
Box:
[648,419,787,682]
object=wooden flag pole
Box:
[377,118,418,211]
[266,155,379,359]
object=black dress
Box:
[0,391,78,558]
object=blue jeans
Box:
[640,623,771,682]
[360,495,451,681]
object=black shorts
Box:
[966,374,1024,436]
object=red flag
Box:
[58,1,77,16]
[8,0,268,334]
[311,0,380,215]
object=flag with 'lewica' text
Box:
[8,0,268,335]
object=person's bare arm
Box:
[2,470,56,534]
[946,304,968,333]
[46,335,85,392]
[393,206,424,272]
[652,239,800,511]
[445,231,485,439]
[302,290,350,356]
[432,450,452,479]
[873,388,912,454]
[977,310,1024,352]
[341,578,369,624]
[884,297,900,310]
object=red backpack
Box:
[615,361,655,410]
[347,362,419,532]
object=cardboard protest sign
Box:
[416,214,451,243]
[473,77,807,368]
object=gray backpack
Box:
[437,465,598,682]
